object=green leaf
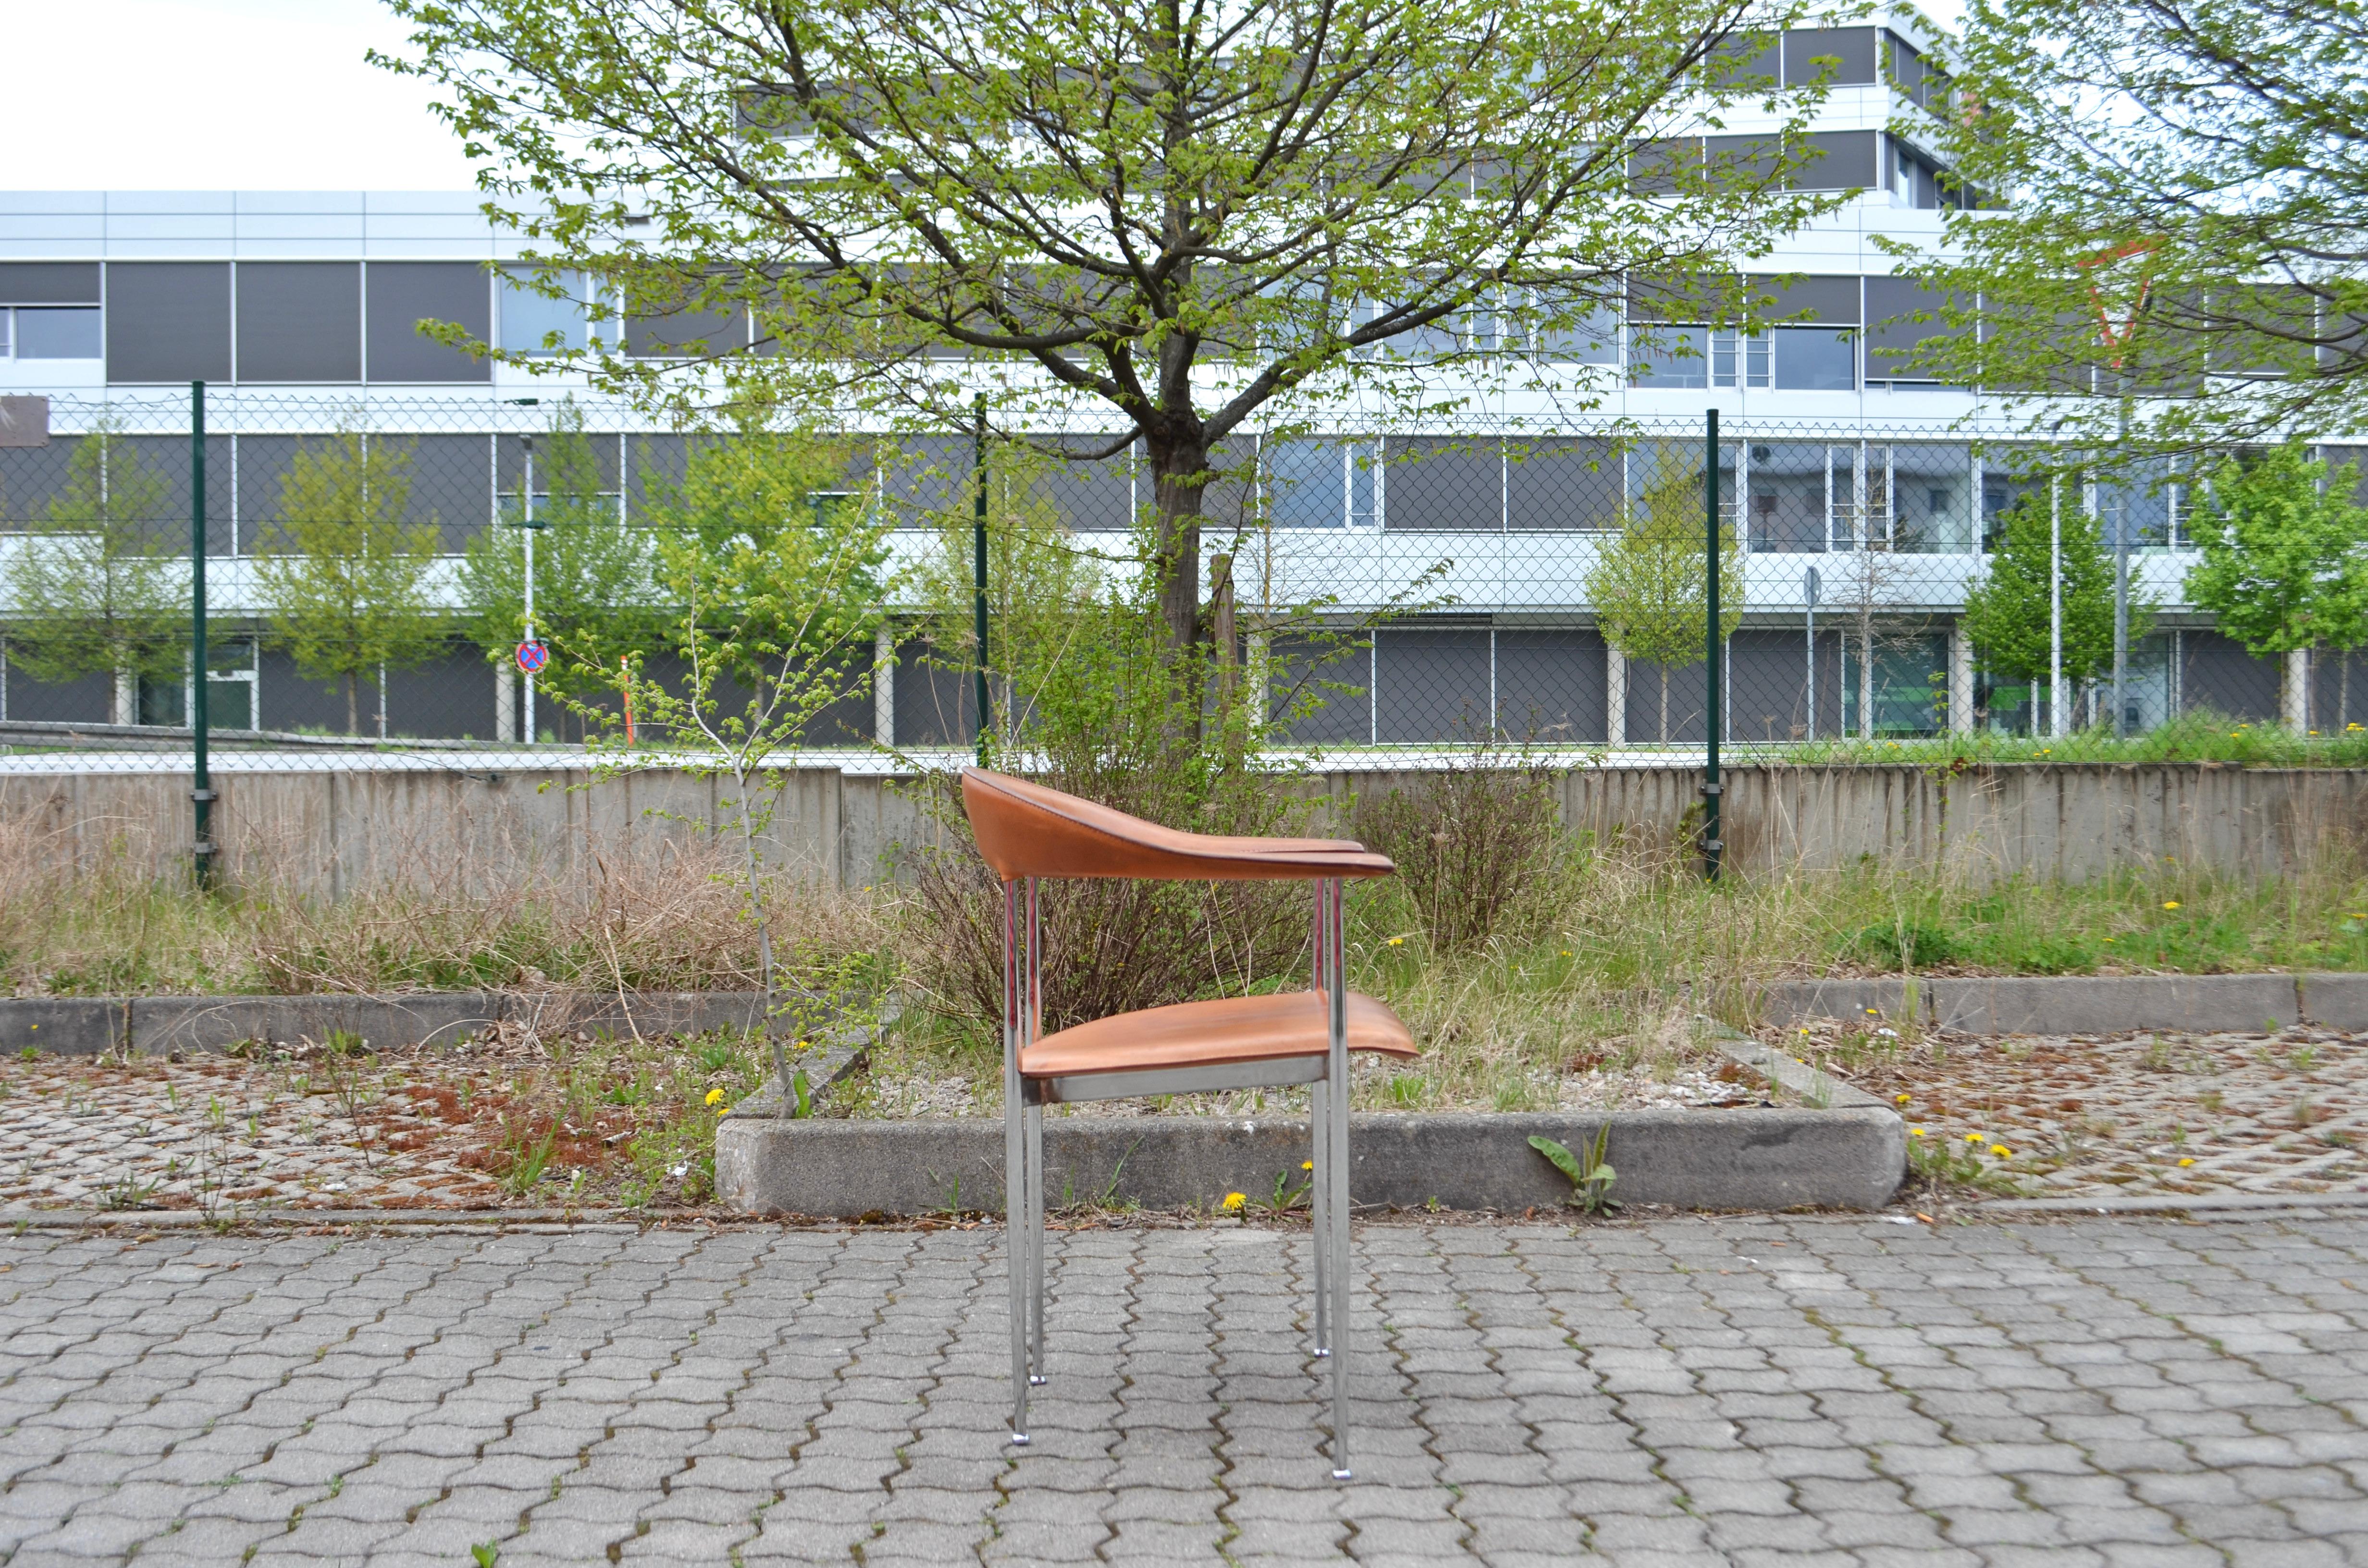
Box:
[1528,1134,1585,1185]
[472,1544,499,1568]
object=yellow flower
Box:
[2162,901,2182,910]
[704,1088,726,1107]
[1909,1127,1925,1137]
[2178,1157,2195,1167]
[1221,1191,1246,1212]
[1990,1144,2011,1158]
[2103,937,2115,943]
[1301,1161,1314,1172]
[1895,1093,1911,1103]
[1387,936,1406,947]
[1965,1132,1984,1144]
[1559,951,1573,958]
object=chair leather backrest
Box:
[962,768,1396,882]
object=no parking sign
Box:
[515,639,550,675]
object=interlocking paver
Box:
[13,1214,2368,1563]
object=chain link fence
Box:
[0,389,2319,779]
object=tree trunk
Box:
[1145,431,1209,665]
[345,673,360,736]
[1657,664,1669,742]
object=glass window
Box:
[499,271,597,355]
[1266,440,1374,527]
[0,311,10,357]
[1630,325,1709,387]
[15,306,101,359]
[1773,326,1855,390]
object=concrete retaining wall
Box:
[1759,970,2368,1034]
[714,1107,1907,1217]
[6,760,2364,894]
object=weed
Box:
[1529,1125,1618,1214]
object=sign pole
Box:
[190,380,214,887]
[522,437,537,745]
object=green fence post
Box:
[190,380,215,888]
[974,394,992,764]
[1702,407,1722,882]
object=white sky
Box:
[9,0,477,191]
[7,0,1969,194]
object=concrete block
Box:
[510,990,768,1041]
[716,1107,1906,1219]
[128,992,502,1055]
[1926,974,2300,1037]
[2298,972,2368,1030]
[1757,979,1926,1029]
[0,997,124,1056]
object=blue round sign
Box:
[515,639,550,675]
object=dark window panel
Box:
[0,666,110,723]
[0,438,83,526]
[1624,656,1708,743]
[0,262,100,304]
[118,435,234,555]
[234,433,299,554]
[1727,627,1846,743]
[384,642,500,740]
[1269,635,1369,743]
[496,429,622,496]
[105,262,232,383]
[2182,630,2279,723]
[401,434,494,553]
[1707,33,1780,88]
[1027,435,1135,532]
[1790,130,1878,190]
[2311,649,2368,731]
[1702,135,1780,186]
[235,262,361,383]
[365,262,491,383]
[1506,437,1622,530]
[629,433,690,522]
[882,436,969,527]
[627,305,749,357]
[890,635,976,746]
[1772,327,1857,391]
[1783,27,1878,85]
[1383,438,1500,531]
[1863,275,1962,381]
[1746,273,1860,326]
[257,645,353,735]
[1376,627,1492,743]
[1627,137,1701,194]
[1496,628,1608,744]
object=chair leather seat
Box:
[1019,990,1416,1079]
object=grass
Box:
[1783,709,2368,769]
[858,826,2368,1115]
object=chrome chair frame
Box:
[1001,873,1357,1480]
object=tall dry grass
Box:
[0,806,895,1000]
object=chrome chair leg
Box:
[1309,1078,1330,1356]
[1004,882,1030,1447]
[1326,878,1353,1482]
[1026,1102,1047,1385]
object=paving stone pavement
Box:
[8,1213,2368,1567]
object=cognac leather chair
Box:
[961,767,1416,1480]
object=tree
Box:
[617,419,893,1102]
[457,401,658,732]
[1962,487,2134,729]
[382,0,1851,682]
[1891,0,2368,453]
[251,429,445,736]
[2186,442,2368,725]
[2,423,183,725]
[1584,444,1740,741]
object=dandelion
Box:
[704,1088,726,1107]
[1909,1127,1925,1138]
[1559,951,1573,958]
[1964,1132,1983,1144]
[1865,1007,1879,1017]
[2103,937,2115,944]
[1301,1161,1313,1172]
[1895,1093,1912,1103]
[1221,1191,1246,1212]
[1990,1144,2011,1158]
[2163,900,2182,910]
[2178,1158,2195,1167]
[1387,936,1406,947]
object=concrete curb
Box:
[1760,971,2368,1035]
[717,1099,1906,1219]
[1975,1190,2368,1217]
[0,990,777,1056]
